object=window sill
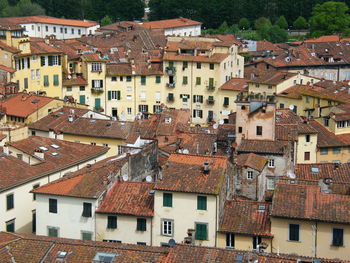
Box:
[287,240,301,243]
[331,244,344,247]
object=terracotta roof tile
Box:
[271,183,350,224]
[309,119,345,147]
[1,93,53,118]
[248,71,297,85]
[237,139,288,155]
[62,76,88,86]
[0,41,21,53]
[219,200,272,237]
[142,17,201,29]
[163,52,229,63]
[236,153,267,172]
[154,153,228,195]
[97,181,154,216]
[219,78,248,91]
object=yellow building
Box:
[271,183,350,261]
[217,200,272,252]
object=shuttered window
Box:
[197,196,207,210]
[136,218,147,231]
[163,193,173,207]
[82,202,92,217]
[6,194,14,210]
[107,216,117,229]
[49,198,57,213]
[195,223,207,240]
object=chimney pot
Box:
[203,160,210,174]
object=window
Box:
[111,76,117,81]
[195,223,207,240]
[156,76,161,83]
[49,198,57,213]
[60,27,63,33]
[32,211,36,233]
[141,76,146,85]
[53,74,59,86]
[137,218,147,231]
[193,109,203,118]
[108,91,121,100]
[226,233,234,248]
[64,28,67,34]
[118,145,123,154]
[163,193,172,207]
[197,196,207,210]
[66,86,72,92]
[268,159,275,168]
[193,95,203,103]
[32,184,40,200]
[48,226,59,237]
[79,86,85,91]
[324,118,329,126]
[81,231,92,240]
[332,228,344,246]
[306,96,310,103]
[320,148,328,155]
[183,61,188,69]
[92,80,103,89]
[36,69,40,79]
[247,171,253,179]
[209,63,214,70]
[82,202,92,217]
[196,62,201,69]
[6,194,14,210]
[306,134,310,142]
[268,85,273,89]
[31,69,35,80]
[38,26,40,32]
[53,27,56,33]
[337,121,346,128]
[253,236,262,249]
[255,84,260,88]
[183,76,188,85]
[44,75,49,86]
[78,29,81,35]
[137,242,146,245]
[71,28,74,34]
[127,108,132,115]
[107,216,117,229]
[162,219,173,236]
[289,224,299,241]
[196,77,201,85]
[126,76,132,82]
[91,62,102,72]
[238,127,242,133]
[256,126,262,136]
[139,105,148,113]
[304,152,310,161]
[6,219,15,232]
[45,25,48,32]
[224,97,229,106]
[333,147,341,154]
[267,178,275,190]
[280,103,284,109]
[120,76,124,81]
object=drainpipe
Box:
[190,61,193,122]
[215,195,218,247]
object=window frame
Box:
[332,228,344,246]
[195,222,208,241]
[288,223,300,241]
[197,196,207,210]
[136,218,147,231]
[163,193,173,207]
[161,219,173,236]
[49,198,57,214]
[256,126,263,136]
[6,193,14,210]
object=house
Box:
[152,153,233,247]
[96,181,154,245]
[0,16,99,39]
[217,200,272,251]
[33,140,158,241]
[0,136,107,234]
[141,17,202,36]
[271,183,350,260]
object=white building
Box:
[0,16,99,39]
[141,17,202,36]
[0,136,108,234]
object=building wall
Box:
[296,133,317,164]
[152,191,218,247]
[317,146,350,163]
[164,25,201,37]
[96,214,152,245]
[217,232,271,252]
[36,195,98,240]
[22,23,100,39]
[0,126,28,142]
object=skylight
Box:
[51,144,60,149]
[311,167,319,173]
[51,152,59,156]
[258,205,265,211]
[39,146,48,151]
[57,251,67,258]
[92,252,117,263]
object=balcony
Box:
[167,83,175,88]
[167,96,174,102]
[207,85,215,91]
[165,67,176,75]
[207,98,215,105]
[91,87,104,95]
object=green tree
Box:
[293,16,308,29]
[239,17,250,29]
[217,21,229,33]
[309,1,350,37]
[268,25,288,43]
[275,15,288,29]
[100,15,113,26]
[2,0,44,16]
[254,17,271,30]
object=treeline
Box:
[149,0,350,29]
[0,0,145,22]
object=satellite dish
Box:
[213,124,218,129]
[145,175,152,182]
[168,239,175,248]
[67,74,72,80]
[219,119,224,125]
[122,174,129,181]
[287,170,296,179]
[289,105,294,111]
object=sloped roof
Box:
[142,17,201,29]
[237,140,287,155]
[219,78,248,91]
[236,153,267,172]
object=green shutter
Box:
[169,61,174,68]
[137,218,147,231]
[196,77,201,85]
[108,91,111,100]
[6,222,14,232]
[79,95,86,104]
[48,56,53,66]
[183,76,188,85]
[7,194,13,210]
[156,76,161,83]
[197,196,207,210]
[44,75,49,86]
[209,78,214,87]
[117,91,121,100]
[183,61,188,69]
[53,74,59,86]
[163,193,172,207]
[195,223,207,240]
[200,96,203,103]
[95,98,101,110]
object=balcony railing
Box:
[207,99,215,105]
[165,67,176,75]
[167,83,175,88]
[207,85,215,91]
[91,87,104,95]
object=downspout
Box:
[337,65,340,81]
[150,217,153,246]
[190,61,193,122]
[215,195,218,247]
[134,74,137,116]
[314,221,318,258]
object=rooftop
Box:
[236,153,267,172]
[96,181,154,217]
[141,17,202,29]
[154,153,228,195]
[248,71,297,85]
[237,139,287,155]
[219,78,248,91]
[219,200,272,237]
[271,183,350,224]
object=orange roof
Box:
[219,78,248,91]
[163,52,228,63]
[0,64,15,73]
[0,16,97,28]
[1,93,53,118]
[142,17,201,29]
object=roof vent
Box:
[68,115,73,122]
[51,144,60,149]
[258,204,265,211]
[311,167,319,173]
[203,160,209,174]
[57,251,67,258]
[92,252,117,263]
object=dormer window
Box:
[91,62,102,72]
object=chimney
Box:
[34,149,44,159]
[203,160,210,174]
[333,162,340,170]
[68,115,73,122]
[3,143,9,155]
[48,129,55,139]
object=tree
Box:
[2,0,44,17]
[239,17,250,29]
[293,16,308,29]
[100,15,112,26]
[309,1,350,37]
[275,15,288,29]
[254,17,271,30]
[268,25,288,43]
